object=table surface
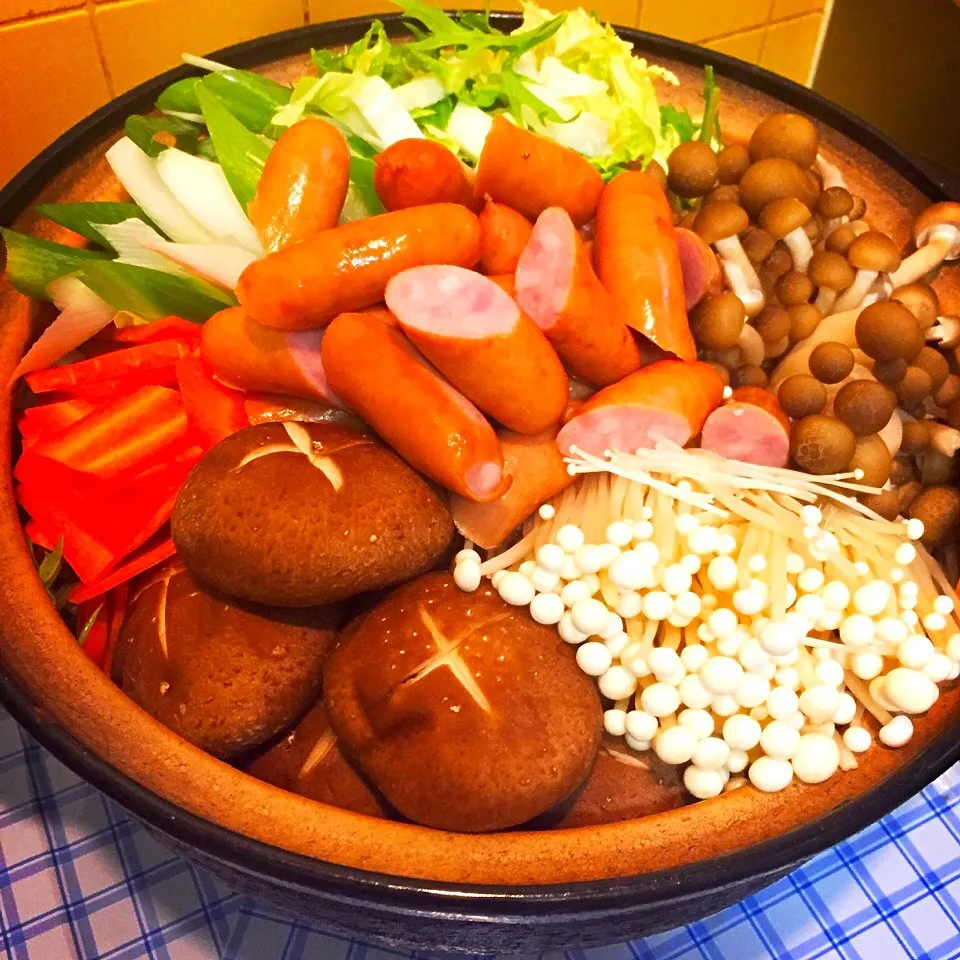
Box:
[2,707,960,960]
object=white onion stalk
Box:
[154,148,263,254]
[161,109,206,124]
[139,236,259,290]
[393,75,446,111]
[351,76,423,147]
[94,219,193,277]
[11,278,114,380]
[181,53,231,72]
[105,138,213,245]
[445,103,493,161]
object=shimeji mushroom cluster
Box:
[453,442,960,800]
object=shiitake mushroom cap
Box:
[690,292,747,350]
[761,244,794,279]
[895,366,934,406]
[788,303,822,341]
[849,433,892,488]
[790,415,857,474]
[832,380,897,436]
[759,197,812,239]
[739,158,819,218]
[776,270,814,306]
[847,231,902,272]
[873,358,908,385]
[778,374,827,418]
[748,113,820,169]
[908,486,960,547]
[717,144,750,184]
[808,250,856,292]
[667,141,720,198]
[809,341,855,384]
[693,200,749,243]
[753,305,791,343]
[825,223,861,255]
[892,282,941,329]
[913,347,950,391]
[731,364,768,388]
[740,226,776,264]
[703,184,740,206]
[860,488,900,520]
[900,419,931,455]
[936,374,960,408]
[817,186,854,219]
[855,301,924,361]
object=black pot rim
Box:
[2,11,956,920]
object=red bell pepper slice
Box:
[67,534,176,604]
[15,444,202,583]
[175,357,248,450]
[32,386,189,481]
[18,398,96,447]
[25,339,193,395]
[96,316,202,346]
[24,520,55,551]
[76,597,108,667]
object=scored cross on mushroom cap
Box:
[693,201,765,316]
[759,197,814,272]
[810,250,856,315]
[889,202,960,287]
[833,231,902,314]
[322,573,602,832]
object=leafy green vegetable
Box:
[77,260,235,323]
[196,83,271,207]
[156,76,202,114]
[698,65,721,146]
[203,70,291,134]
[76,604,103,647]
[410,94,455,131]
[499,65,566,123]
[660,104,695,142]
[0,230,109,301]
[36,536,64,591]
[34,203,162,250]
[125,114,210,158]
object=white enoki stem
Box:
[814,287,839,314]
[889,225,959,287]
[833,269,879,313]
[860,274,892,309]
[737,324,766,368]
[928,422,960,457]
[783,227,814,273]
[714,236,765,316]
[927,316,960,349]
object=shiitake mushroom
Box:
[849,434,892,488]
[761,245,794,280]
[690,292,746,350]
[860,488,900,520]
[896,480,924,515]
[740,226,776,264]
[717,144,750,184]
[809,342,855,384]
[825,223,861,255]
[778,374,828,419]
[703,184,740,206]
[847,231,902,278]
[748,113,819,168]
[790,415,857,474]
[913,346,950,391]
[817,186,854,219]
[776,270,814,306]
[908,486,960,547]
[832,380,897,436]
[731,364,768,388]
[667,141,719,198]
[892,282,940,329]
[739,158,819,218]
[873,359,908,385]
[849,195,867,220]
[788,303,822,341]
[894,366,933,406]
[935,374,960,408]
[855,301,924,362]
[808,251,856,295]
[753,305,791,343]
[900,419,931,455]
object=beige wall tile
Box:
[0,11,110,187]
[760,11,823,84]
[0,0,84,23]
[94,0,304,94]
[311,0,639,26]
[702,25,766,64]
[771,0,825,19]
[639,0,770,42]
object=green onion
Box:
[76,604,103,647]
[125,114,209,158]
[698,65,721,146]
[196,83,271,207]
[202,70,291,134]
[34,202,162,250]
[36,536,64,590]
[1,230,109,301]
[77,260,235,323]
[157,76,202,114]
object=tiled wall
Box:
[0,0,831,188]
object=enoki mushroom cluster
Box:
[454,442,960,799]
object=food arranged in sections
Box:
[5,0,960,833]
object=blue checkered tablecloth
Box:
[2,705,960,960]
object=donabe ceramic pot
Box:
[1,14,958,954]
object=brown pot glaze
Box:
[1,36,960,889]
